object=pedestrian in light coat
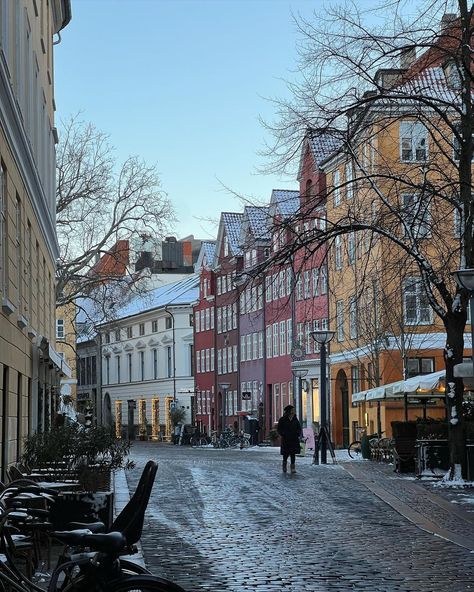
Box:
[277,404,302,474]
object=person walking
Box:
[277,404,302,474]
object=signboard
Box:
[242,391,252,400]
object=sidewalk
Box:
[298,448,474,551]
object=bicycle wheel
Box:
[49,558,151,591]
[62,574,187,592]
[199,436,210,447]
[348,440,362,459]
[240,438,250,449]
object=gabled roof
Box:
[213,212,244,265]
[90,240,129,278]
[194,240,216,272]
[222,212,244,255]
[297,129,342,180]
[269,189,300,219]
[240,206,272,245]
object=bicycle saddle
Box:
[66,521,106,533]
[52,530,127,554]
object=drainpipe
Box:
[165,307,177,403]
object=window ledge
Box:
[2,297,15,315]
[17,314,28,329]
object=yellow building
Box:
[0,1,71,476]
[321,60,461,447]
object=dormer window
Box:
[400,121,428,162]
[223,235,229,257]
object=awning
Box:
[352,370,446,404]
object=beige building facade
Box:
[0,1,71,477]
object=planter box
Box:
[415,439,449,477]
[50,491,114,530]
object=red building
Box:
[292,130,337,427]
[193,241,217,435]
[264,190,300,433]
[214,213,243,432]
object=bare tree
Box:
[258,0,474,476]
[56,116,174,309]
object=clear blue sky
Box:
[54,0,319,240]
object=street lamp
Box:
[452,268,474,377]
[291,367,308,424]
[311,328,335,464]
[219,382,231,433]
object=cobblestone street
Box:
[126,443,474,592]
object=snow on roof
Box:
[245,206,272,241]
[222,212,244,256]
[394,66,458,104]
[270,189,300,218]
[112,275,199,322]
[308,131,342,166]
[202,241,216,263]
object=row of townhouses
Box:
[193,22,468,447]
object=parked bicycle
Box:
[347,431,384,459]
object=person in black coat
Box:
[277,404,302,474]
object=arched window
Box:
[305,179,312,202]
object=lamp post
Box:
[219,382,231,433]
[311,328,335,464]
[452,268,474,375]
[291,367,308,424]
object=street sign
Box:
[242,391,252,400]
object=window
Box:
[217,308,222,333]
[233,345,237,371]
[153,349,158,379]
[313,320,320,353]
[127,327,133,339]
[217,349,222,375]
[165,317,172,329]
[195,312,200,333]
[232,303,237,329]
[287,319,292,355]
[348,232,356,264]
[296,275,303,300]
[272,274,278,301]
[305,321,311,355]
[205,308,210,330]
[139,323,145,336]
[246,333,252,361]
[115,330,121,341]
[222,349,227,374]
[206,348,210,372]
[403,277,433,324]
[152,320,158,333]
[312,268,319,296]
[401,193,431,238]
[140,351,145,381]
[257,284,263,310]
[253,333,258,360]
[223,235,229,257]
[217,277,222,295]
[400,121,428,161]
[127,353,132,381]
[116,356,121,384]
[210,308,214,329]
[320,266,327,294]
[278,271,285,299]
[349,296,357,339]
[333,170,341,206]
[351,366,360,393]
[210,348,215,371]
[258,331,264,358]
[303,270,311,299]
[407,357,434,378]
[265,276,272,302]
[266,325,272,358]
[297,322,303,346]
[345,163,353,200]
[336,300,344,341]
[286,268,292,295]
[335,236,343,270]
[104,332,110,344]
[56,319,65,339]
[272,323,279,357]
[241,335,246,362]
[105,357,110,384]
[167,346,172,378]
[279,321,286,356]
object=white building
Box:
[100,276,198,440]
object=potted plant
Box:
[170,407,186,444]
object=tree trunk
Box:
[443,311,466,478]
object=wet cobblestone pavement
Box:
[126,443,474,592]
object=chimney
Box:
[400,47,416,69]
[440,13,457,31]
